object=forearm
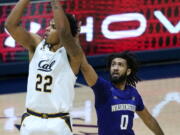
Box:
[51,0,70,34]
[80,55,98,87]
[5,0,29,28]
[144,117,164,135]
[51,0,83,58]
[137,108,164,135]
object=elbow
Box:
[71,50,84,67]
[4,19,16,32]
[4,21,10,31]
[72,50,83,62]
[5,17,12,29]
[80,63,88,72]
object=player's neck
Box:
[50,43,62,52]
[114,82,126,91]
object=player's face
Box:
[44,19,60,45]
[110,58,130,83]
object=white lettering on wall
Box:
[101,13,147,39]
[154,10,180,33]
[80,17,94,42]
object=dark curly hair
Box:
[107,51,140,87]
[66,13,78,37]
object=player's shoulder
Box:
[127,85,140,95]
[127,85,137,91]
[91,76,112,89]
[98,76,111,85]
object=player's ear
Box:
[127,68,131,76]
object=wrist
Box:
[51,0,60,9]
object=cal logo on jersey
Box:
[38,60,56,72]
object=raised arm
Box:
[136,107,164,135]
[5,0,41,53]
[51,0,83,75]
[80,54,98,87]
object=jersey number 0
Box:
[120,115,129,130]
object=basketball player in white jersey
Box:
[5,0,83,135]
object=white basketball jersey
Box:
[25,40,77,113]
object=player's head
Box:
[107,51,140,87]
[44,13,78,45]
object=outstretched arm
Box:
[80,54,98,87]
[136,107,164,135]
[51,0,83,75]
[5,0,41,53]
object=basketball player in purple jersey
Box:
[80,51,164,135]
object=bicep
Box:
[136,107,152,122]
[136,93,145,111]
[6,25,41,50]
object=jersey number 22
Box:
[36,74,53,93]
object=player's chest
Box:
[110,97,136,112]
[109,90,137,113]
[31,49,67,72]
